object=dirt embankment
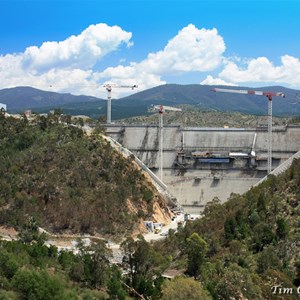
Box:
[0,226,18,241]
[127,194,173,238]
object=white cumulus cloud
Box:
[97,24,226,92]
[21,23,132,72]
[200,75,237,86]
[216,55,300,87]
[0,23,133,97]
[2,22,300,100]
[95,65,166,92]
[139,24,225,74]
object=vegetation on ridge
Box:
[0,112,163,237]
[121,105,299,128]
[155,158,300,299]
[2,110,300,299]
[3,158,299,299]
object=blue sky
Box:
[0,0,299,98]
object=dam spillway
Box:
[106,125,300,214]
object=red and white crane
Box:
[212,87,285,174]
[152,105,182,181]
[103,83,138,123]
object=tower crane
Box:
[212,87,285,174]
[103,83,138,123]
[152,105,182,181]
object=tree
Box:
[185,233,207,279]
[257,193,267,215]
[38,115,48,130]
[120,237,136,285]
[224,217,237,242]
[294,260,300,286]
[235,209,249,239]
[69,240,112,288]
[107,265,127,300]
[121,236,168,298]
[61,114,72,125]
[52,108,63,124]
[18,216,42,244]
[256,246,281,274]
[12,269,64,300]
[252,223,275,252]
[89,241,112,288]
[161,277,211,300]
[276,218,289,240]
[214,263,262,300]
[0,250,19,279]
[58,250,77,270]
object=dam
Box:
[106,124,300,214]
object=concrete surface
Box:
[106,125,300,213]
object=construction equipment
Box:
[152,105,182,181]
[103,83,138,123]
[149,105,182,113]
[212,87,285,174]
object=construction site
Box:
[100,87,299,214]
[106,124,300,214]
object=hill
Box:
[0,113,170,238]
[2,111,300,299]
[156,158,300,299]
[121,84,300,116]
[1,84,300,120]
[121,104,297,127]
[0,86,105,110]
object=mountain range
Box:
[1,84,300,119]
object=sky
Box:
[0,0,300,98]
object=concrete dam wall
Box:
[106,125,300,214]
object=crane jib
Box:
[212,86,285,175]
[213,88,285,99]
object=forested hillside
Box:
[0,86,104,110]
[3,84,300,120]
[2,111,300,299]
[0,112,168,238]
[121,84,300,116]
[0,152,300,300]
[157,158,300,299]
[122,105,296,128]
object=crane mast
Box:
[213,87,285,174]
[103,84,137,123]
[152,105,182,181]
